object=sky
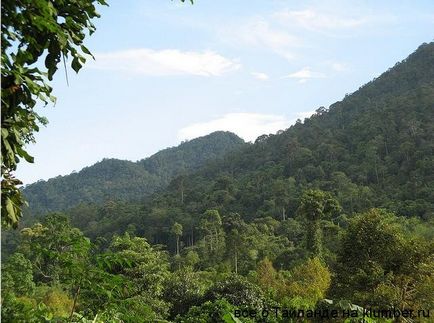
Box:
[17,0,434,185]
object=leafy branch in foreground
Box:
[1,0,108,227]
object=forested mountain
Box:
[170,41,434,219]
[3,43,434,322]
[19,43,434,242]
[66,42,434,243]
[22,131,245,215]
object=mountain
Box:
[21,43,434,242]
[48,42,434,244]
[22,131,246,215]
[4,43,434,322]
[184,41,434,219]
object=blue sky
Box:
[18,0,434,184]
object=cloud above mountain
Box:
[89,49,241,77]
[177,112,313,142]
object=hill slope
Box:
[191,42,434,219]
[22,131,246,215]
[56,42,434,244]
[21,43,434,242]
[195,41,434,218]
[3,43,434,323]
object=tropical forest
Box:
[1,1,433,322]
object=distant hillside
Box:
[20,43,434,244]
[22,131,246,215]
[47,42,434,244]
[183,42,434,220]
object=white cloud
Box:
[218,17,300,60]
[177,112,314,142]
[251,72,269,80]
[275,9,367,31]
[90,49,241,77]
[283,67,325,83]
[330,62,348,72]
[177,113,290,142]
[274,8,398,36]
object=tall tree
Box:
[171,222,183,255]
[199,209,223,253]
[222,213,246,273]
[297,189,341,257]
[198,209,225,266]
[272,178,297,220]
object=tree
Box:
[1,252,35,297]
[171,222,183,255]
[172,175,187,204]
[105,232,171,320]
[297,189,341,257]
[1,0,107,227]
[256,257,278,292]
[19,213,91,286]
[9,214,92,321]
[222,212,246,273]
[284,257,331,309]
[204,274,266,310]
[162,270,205,318]
[333,209,434,308]
[199,209,224,254]
[177,299,239,323]
[271,179,293,221]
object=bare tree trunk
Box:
[69,284,81,322]
[374,160,379,184]
[176,235,180,255]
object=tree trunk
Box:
[69,284,81,322]
[176,235,180,255]
[374,160,379,184]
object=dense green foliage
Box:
[22,131,245,215]
[3,208,433,322]
[2,44,434,322]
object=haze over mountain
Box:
[22,131,245,215]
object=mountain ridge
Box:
[23,131,246,215]
[22,43,434,231]
[144,42,434,223]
